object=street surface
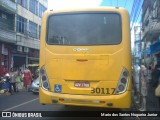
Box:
[0,89,159,120]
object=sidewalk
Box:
[134,85,160,111]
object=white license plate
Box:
[74,81,90,88]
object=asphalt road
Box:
[0,89,155,120]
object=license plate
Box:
[74,81,90,88]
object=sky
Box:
[47,0,137,49]
[48,0,134,14]
[48,0,103,10]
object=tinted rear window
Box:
[47,13,122,45]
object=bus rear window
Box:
[47,13,122,45]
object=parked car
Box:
[30,78,39,94]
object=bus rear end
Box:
[39,7,132,108]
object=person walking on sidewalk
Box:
[152,64,160,110]
[23,67,32,92]
[15,68,23,92]
[152,64,160,88]
[147,65,152,89]
[139,65,148,111]
[9,68,17,94]
[133,64,140,103]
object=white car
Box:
[30,78,39,94]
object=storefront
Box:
[156,52,160,65]
[28,48,39,64]
[0,43,11,72]
[10,45,27,71]
[150,41,160,65]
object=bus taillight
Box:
[42,76,47,81]
[121,78,126,84]
[40,66,50,91]
[123,71,128,77]
[115,68,129,94]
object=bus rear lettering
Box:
[91,88,116,95]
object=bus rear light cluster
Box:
[42,76,47,81]
[118,85,124,91]
[40,66,50,91]
[121,78,126,84]
[123,71,128,77]
[115,68,129,94]
[40,69,45,74]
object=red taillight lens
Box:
[121,78,126,84]
[42,75,46,81]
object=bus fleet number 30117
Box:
[91,88,116,95]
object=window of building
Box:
[29,21,38,39]
[38,25,41,39]
[16,15,27,34]
[39,3,47,17]
[0,10,14,31]
[29,0,38,15]
[17,0,28,9]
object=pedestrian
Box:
[15,68,22,92]
[152,64,160,87]
[152,64,160,110]
[35,66,39,79]
[23,67,32,92]
[139,65,148,111]
[0,65,6,77]
[133,64,140,103]
[0,77,2,90]
[9,68,17,94]
[4,71,11,95]
[147,65,152,88]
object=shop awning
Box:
[150,41,160,54]
[146,47,151,55]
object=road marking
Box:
[3,98,39,111]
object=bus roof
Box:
[47,7,128,14]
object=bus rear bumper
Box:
[39,88,131,108]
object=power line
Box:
[124,0,127,8]
[131,0,144,30]
[131,0,140,24]
[130,0,137,21]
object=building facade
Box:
[0,0,47,73]
[142,0,160,66]
[0,0,16,73]
[134,26,143,65]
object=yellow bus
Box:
[39,7,132,108]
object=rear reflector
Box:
[59,98,64,101]
[76,59,88,62]
[100,101,105,103]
